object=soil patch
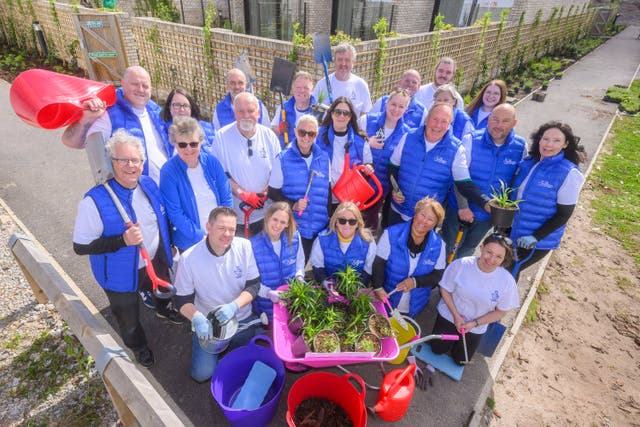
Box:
[293,397,354,427]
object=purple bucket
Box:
[211,335,285,427]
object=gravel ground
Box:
[0,202,117,426]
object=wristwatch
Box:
[474,319,479,327]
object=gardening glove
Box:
[321,278,335,291]
[191,312,212,341]
[517,235,538,249]
[257,192,268,207]
[215,301,239,323]
[267,290,282,303]
[278,120,289,134]
[239,191,264,209]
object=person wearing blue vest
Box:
[359,89,412,233]
[510,121,585,280]
[369,69,427,129]
[250,202,305,320]
[61,66,171,186]
[371,197,446,317]
[72,130,182,369]
[433,84,475,140]
[387,102,491,227]
[160,117,232,252]
[317,97,374,211]
[268,114,331,261]
[161,87,215,152]
[465,80,507,131]
[271,71,317,148]
[442,104,526,260]
[212,68,270,131]
[311,202,376,285]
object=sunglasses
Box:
[337,217,358,226]
[490,233,513,247]
[297,129,317,138]
[247,139,253,157]
[332,108,351,117]
[177,142,200,149]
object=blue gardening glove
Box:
[517,235,538,249]
[215,301,239,323]
[191,312,211,341]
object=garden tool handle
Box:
[298,170,317,217]
[239,202,255,238]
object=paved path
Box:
[0,25,638,426]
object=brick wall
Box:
[391,0,435,34]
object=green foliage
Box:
[202,3,217,82]
[372,17,391,95]
[288,22,312,63]
[145,24,162,89]
[330,30,358,46]
[490,179,522,209]
[49,0,61,29]
[524,295,539,324]
[430,14,450,68]
[66,39,80,69]
[3,333,22,350]
[137,0,180,23]
[604,80,640,114]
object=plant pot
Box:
[291,335,310,358]
[532,91,547,102]
[489,201,518,229]
[288,315,304,336]
[312,330,341,353]
[368,314,393,339]
[355,332,381,355]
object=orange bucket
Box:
[9,69,116,129]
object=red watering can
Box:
[9,69,116,129]
[373,363,416,422]
[332,151,382,211]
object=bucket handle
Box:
[354,165,383,210]
[249,334,274,349]
[342,372,366,402]
[400,315,421,337]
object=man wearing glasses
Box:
[212,93,281,237]
[61,66,171,185]
[72,130,181,369]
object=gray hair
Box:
[105,129,146,163]
[334,42,357,61]
[233,91,259,109]
[296,114,318,129]
[433,84,460,104]
[293,70,314,85]
[168,116,204,144]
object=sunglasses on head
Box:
[337,217,358,226]
[177,142,200,149]
[490,233,513,247]
[247,139,253,157]
[332,108,351,117]
[297,129,317,138]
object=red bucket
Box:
[9,69,116,129]
[286,372,367,427]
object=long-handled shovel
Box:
[460,328,469,364]
[447,221,471,264]
[312,32,333,104]
[269,58,297,147]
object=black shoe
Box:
[156,303,186,325]
[136,347,155,368]
[139,290,156,310]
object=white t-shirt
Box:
[329,132,373,203]
[73,184,160,268]
[414,83,464,111]
[213,123,282,224]
[310,235,377,276]
[516,163,584,205]
[212,99,271,131]
[270,103,312,129]
[186,164,218,229]
[174,237,259,321]
[88,109,168,185]
[312,72,372,116]
[437,256,519,334]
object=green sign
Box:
[89,52,117,58]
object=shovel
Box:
[269,58,297,147]
[383,296,408,330]
[235,51,256,93]
[312,32,333,104]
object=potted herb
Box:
[368,313,394,338]
[488,179,523,229]
[523,80,533,93]
[313,329,341,353]
[356,332,382,355]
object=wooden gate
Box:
[73,14,128,84]
[591,7,613,36]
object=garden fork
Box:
[407,355,429,391]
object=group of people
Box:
[64,44,586,376]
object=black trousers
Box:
[429,313,483,365]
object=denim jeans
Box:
[441,204,493,260]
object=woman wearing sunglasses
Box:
[310,201,376,285]
[371,197,446,317]
[268,115,331,262]
[428,233,519,365]
[159,116,232,252]
[317,97,374,211]
[161,87,215,152]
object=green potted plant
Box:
[488,179,523,229]
[541,79,550,90]
[355,332,382,355]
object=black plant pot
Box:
[489,202,517,229]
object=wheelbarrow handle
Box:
[398,333,459,350]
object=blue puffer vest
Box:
[384,222,442,317]
[317,125,366,165]
[452,107,473,140]
[215,93,266,129]
[510,153,578,250]
[275,95,316,148]
[86,177,172,292]
[365,111,409,195]
[380,95,426,129]
[108,89,172,176]
[393,127,459,217]
[280,142,330,239]
[471,108,489,130]
[448,129,526,222]
[318,231,370,276]
[251,231,300,318]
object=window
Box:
[332,0,394,40]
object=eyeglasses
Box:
[332,109,351,117]
[337,217,358,226]
[177,141,200,149]
[247,139,253,157]
[112,157,142,166]
[490,233,513,247]
[297,129,317,138]
[171,102,191,110]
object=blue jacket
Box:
[365,111,409,195]
[86,177,172,292]
[470,108,490,130]
[452,107,474,140]
[280,142,330,239]
[380,95,426,129]
[510,153,578,250]
[275,95,316,147]
[108,88,172,176]
[393,127,460,217]
[215,93,267,129]
[384,222,442,317]
[159,151,232,251]
[448,129,526,222]
[318,231,370,277]
[251,231,300,319]
[317,125,367,165]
